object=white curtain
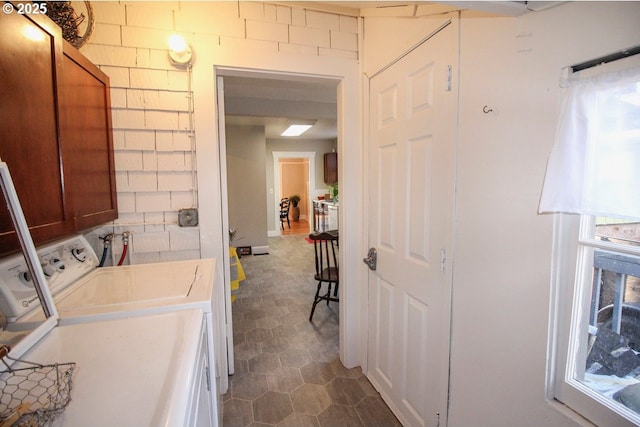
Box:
[539,65,640,220]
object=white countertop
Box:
[314,200,338,206]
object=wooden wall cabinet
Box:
[324,152,338,185]
[0,12,117,256]
[59,41,118,231]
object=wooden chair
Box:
[279,198,290,230]
[309,230,339,321]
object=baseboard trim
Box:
[252,246,269,255]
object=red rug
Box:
[305,237,328,244]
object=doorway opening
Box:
[199,54,363,385]
[220,72,338,244]
[273,152,316,236]
[216,68,346,369]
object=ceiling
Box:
[277,1,561,17]
[223,75,339,140]
[282,1,431,16]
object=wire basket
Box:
[0,347,75,427]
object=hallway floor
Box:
[280,217,310,236]
[223,234,401,427]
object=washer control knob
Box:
[50,258,65,272]
[42,263,56,277]
[18,271,34,288]
[71,248,87,262]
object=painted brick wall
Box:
[80,2,358,264]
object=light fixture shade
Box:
[168,34,192,66]
[281,120,316,137]
[281,124,313,137]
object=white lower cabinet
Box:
[327,204,338,230]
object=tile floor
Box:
[223,233,401,427]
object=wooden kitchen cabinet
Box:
[0,11,72,253]
[324,152,338,184]
[59,41,118,231]
[0,12,117,256]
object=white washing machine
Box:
[16,309,213,427]
[0,160,222,426]
[0,236,227,426]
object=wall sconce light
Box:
[168,34,192,66]
[281,120,316,137]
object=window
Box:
[567,216,640,425]
[543,56,640,425]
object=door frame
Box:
[273,151,316,235]
[198,62,363,369]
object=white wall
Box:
[450,3,640,426]
[80,1,363,367]
[81,1,358,262]
[364,2,640,426]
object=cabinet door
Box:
[324,152,337,184]
[59,42,118,231]
[0,12,72,254]
[186,322,214,427]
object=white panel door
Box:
[367,20,457,427]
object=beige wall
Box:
[225,124,268,249]
[280,159,309,219]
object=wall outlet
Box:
[178,208,198,227]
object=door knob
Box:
[363,247,377,271]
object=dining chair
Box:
[309,230,339,321]
[279,198,290,230]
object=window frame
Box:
[546,54,640,426]
[549,213,640,427]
